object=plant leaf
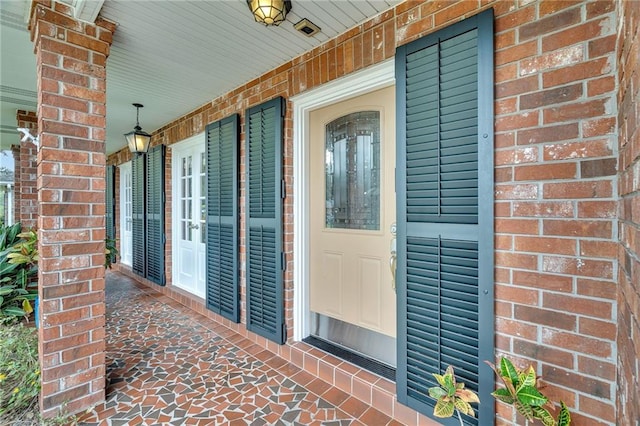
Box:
[517,385,548,407]
[520,365,537,389]
[557,401,571,426]
[492,388,515,405]
[0,286,15,296]
[531,406,555,426]
[433,399,455,418]
[433,373,447,388]
[444,365,455,381]
[456,388,480,404]
[22,299,33,314]
[502,375,518,397]
[500,357,520,386]
[2,306,26,316]
[443,372,455,393]
[454,399,475,417]
[514,400,535,421]
[429,386,447,399]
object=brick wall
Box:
[29,0,115,418]
[15,110,38,229]
[493,1,619,425]
[616,0,639,424]
[108,1,621,424]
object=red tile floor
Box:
[78,272,411,425]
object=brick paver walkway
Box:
[78,272,404,425]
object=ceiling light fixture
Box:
[246,0,292,26]
[124,103,151,155]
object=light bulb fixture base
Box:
[125,103,151,155]
[294,18,321,37]
[247,0,292,26]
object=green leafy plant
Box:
[0,222,22,252]
[428,365,479,425]
[104,237,119,269]
[486,357,571,426]
[0,224,38,324]
[0,323,40,421]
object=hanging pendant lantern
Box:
[124,103,151,155]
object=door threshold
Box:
[303,336,396,381]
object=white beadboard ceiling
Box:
[0,0,400,156]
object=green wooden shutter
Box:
[245,97,286,344]
[131,154,146,277]
[206,114,240,322]
[396,9,494,425]
[146,145,165,285]
[105,165,116,264]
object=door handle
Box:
[390,235,397,292]
[390,253,396,292]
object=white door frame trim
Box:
[291,59,395,341]
[171,132,206,297]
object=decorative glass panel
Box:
[200,152,207,244]
[325,111,380,230]
[181,156,193,241]
[124,171,132,232]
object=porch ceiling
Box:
[0,0,400,156]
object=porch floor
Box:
[78,272,405,426]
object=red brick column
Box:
[29,0,115,418]
[15,110,38,229]
[616,0,639,423]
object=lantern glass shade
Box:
[247,0,291,26]
[125,127,151,154]
[125,103,151,154]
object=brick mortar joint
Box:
[29,1,115,45]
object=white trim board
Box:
[290,59,395,341]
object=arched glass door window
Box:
[325,111,380,230]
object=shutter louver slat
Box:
[396,9,494,425]
[405,237,480,420]
[206,114,240,322]
[246,97,285,344]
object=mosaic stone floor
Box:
[78,272,403,426]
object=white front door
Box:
[172,136,207,298]
[119,162,133,266]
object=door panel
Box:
[318,252,343,317]
[309,85,396,338]
[359,256,383,329]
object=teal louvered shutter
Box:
[206,114,240,322]
[245,97,286,344]
[105,165,116,264]
[395,9,494,425]
[131,154,146,277]
[146,145,165,285]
